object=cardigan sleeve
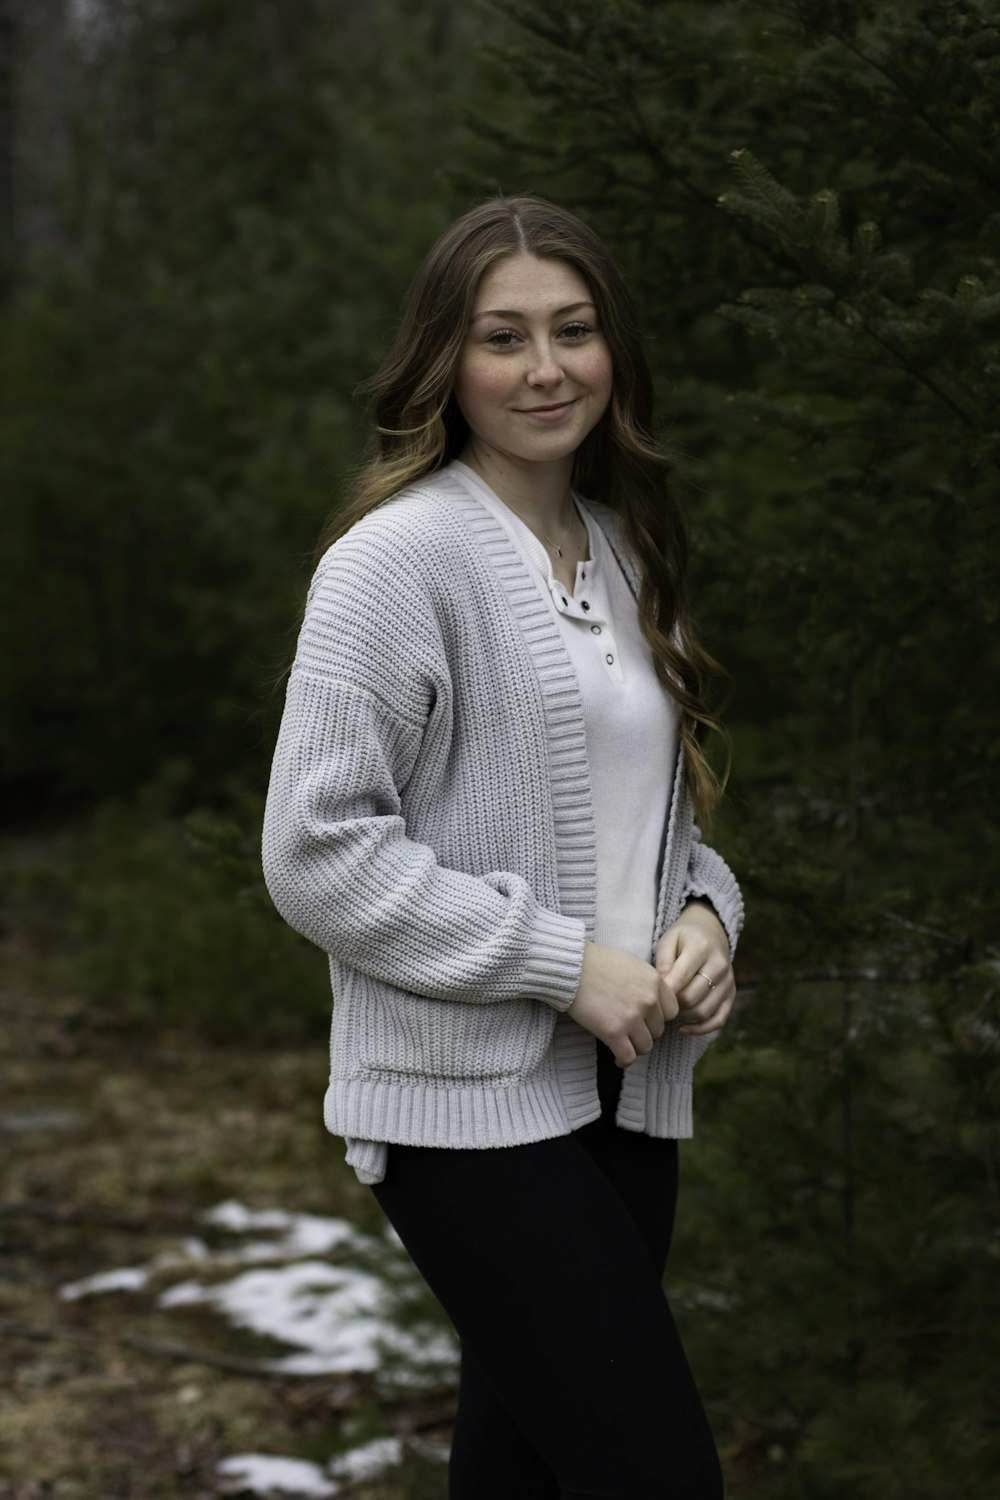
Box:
[261,538,586,1011]
[679,824,745,957]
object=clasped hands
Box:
[567,899,736,1068]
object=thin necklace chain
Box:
[502,496,586,559]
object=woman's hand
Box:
[567,942,679,1068]
[653,900,736,1037]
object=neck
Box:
[459,439,577,533]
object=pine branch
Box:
[719,147,991,431]
[737,969,931,989]
[851,304,985,432]
[827,27,1000,197]
[878,909,969,949]
[619,87,715,211]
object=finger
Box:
[629,1023,655,1059]
[675,970,718,1009]
[677,959,732,1004]
[653,929,681,972]
[677,974,735,1023]
[658,976,679,1022]
[662,944,714,996]
[678,993,735,1036]
[678,995,721,1025]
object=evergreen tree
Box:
[464,2,1000,1493]
[0,0,476,811]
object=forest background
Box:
[1,1,998,1497]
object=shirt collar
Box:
[449,460,597,588]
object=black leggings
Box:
[371,1041,724,1499]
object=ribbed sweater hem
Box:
[634,1071,697,1137]
[335,1060,697,1186]
[327,1074,580,1151]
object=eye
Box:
[484,328,520,348]
[560,321,595,341]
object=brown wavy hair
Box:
[314,194,730,824]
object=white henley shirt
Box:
[451,460,679,961]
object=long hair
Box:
[314,194,730,824]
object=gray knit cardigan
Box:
[262,466,744,1184]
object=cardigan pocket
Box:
[353,985,559,1087]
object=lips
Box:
[518,398,577,413]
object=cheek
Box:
[584,345,614,413]
[454,355,511,422]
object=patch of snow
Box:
[203,1201,367,1262]
[60,1264,151,1299]
[216,1452,337,1497]
[56,1198,457,1384]
[675,1284,734,1312]
[159,1258,455,1378]
[59,1237,211,1300]
[216,1434,447,1498]
[328,1435,402,1480]
[205,1202,294,1233]
[158,1259,384,1367]
[159,1235,212,1265]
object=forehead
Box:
[471,252,593,314]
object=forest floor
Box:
[0,836,454,1500]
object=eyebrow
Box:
[471,300,596,323]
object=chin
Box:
[510,426,593,462]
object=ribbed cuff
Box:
[682,844,745,957]
[521,907,587,1012]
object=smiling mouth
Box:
[518,399,578,413]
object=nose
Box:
[526,339,565,387]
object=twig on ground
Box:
[0,1201,190,1233]
[0,1319,458,1403]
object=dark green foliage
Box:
[0,0,477,811]
[15,768,332,1044]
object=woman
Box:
[262,195,742,1499]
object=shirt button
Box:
[605,653,615,665]
[581,600,590,611]
[590,624,601,635]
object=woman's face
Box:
[454,253,613,473]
